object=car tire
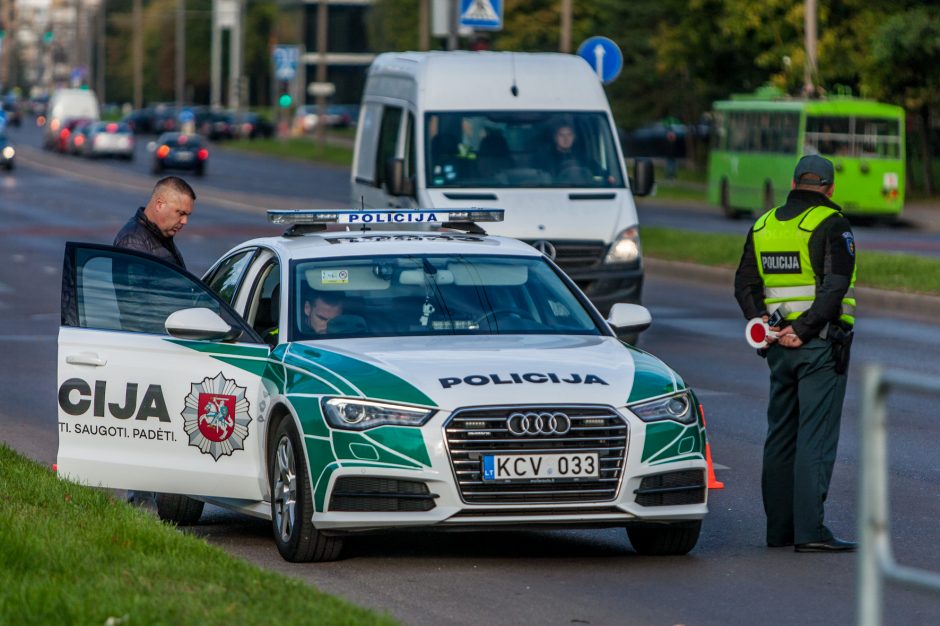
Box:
[270,417,343,562]
[155,493,205,525]
[195,166,205,177]
[5,161,12,171]
[152,161,163,175]
[626,520,702,556]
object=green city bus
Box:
[707,92,905,219]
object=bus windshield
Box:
[425,111,625,189]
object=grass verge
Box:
[223,136,353,168]
[0,444,398,626]
[642,226,940,295]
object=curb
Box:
[644,257,940,323]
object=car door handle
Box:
[66,353,108,367]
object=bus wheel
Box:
[720,179,736,219]
[763,182,775,211]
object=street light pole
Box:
[176,0,185,108]
[804,0,817,97]
[315,0,327,146]
[560,0,572,53]
[133,0,142,108]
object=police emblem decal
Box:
[182,372,251,461]
[842,232,855,257]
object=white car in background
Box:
[56,209,709,562]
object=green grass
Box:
[223,136,353,168]
[0,444,398,626]
[642,226,940,295]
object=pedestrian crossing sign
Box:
[460,0,502,31]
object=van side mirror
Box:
[385,157,415,197]
[631,158,655,197]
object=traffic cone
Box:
[700,404,724,490]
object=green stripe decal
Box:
[215,356,270,377]
[366,426,431,467]
[641,421,705,464]
[288,344,436,407]
[288,397,330,437]
[286,369,342,395]
[627,348,685,404]
[306,440,338,513]
[333,431,423,469]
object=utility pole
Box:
[210,0,221,108]
[560,0,572,53]
[315,0,327,146]
[96,1,105,101]
[803,0,817,97]
[175,0,185,108]
[227,0,243,110]
[419,0,429,51]
[447,0,458,51]
[133,0,142,108]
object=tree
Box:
[862,6,940,194]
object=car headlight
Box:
[628,390,696,424]
[321,397,436,431]
[604,227,641,264]
[2,146,14,159]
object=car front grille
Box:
[444,405,628,505]
[522,239,607,271]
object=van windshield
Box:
[425,111,625,189]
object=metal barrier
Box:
[857,364,940,626]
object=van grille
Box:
[444,405,627,504]
[523,240,607,271]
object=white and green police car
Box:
[57,209,708,562]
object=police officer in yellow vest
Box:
[734,154,857,553]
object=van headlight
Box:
[604,227,641,264]
[2,146,14,159]
[628,390,696,424]
[321,397,436,431]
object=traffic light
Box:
[277,81,292,108]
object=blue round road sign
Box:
[577,36,623,84]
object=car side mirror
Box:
[631,158,655,197]
[385,157,415,197]
[606,303,652,334]
[165,307,242,342]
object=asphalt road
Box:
[2,122,938,625]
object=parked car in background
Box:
[55,117,93,153]
[66,119,94,155]
[3,94,23,127]
[123,107,156,135]
[0,134,15,170]
[151,132,208,176]
[291,104,356,135]
[232,111,274,140]
[81,121,135,160]
[199,110,235,141]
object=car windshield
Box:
[290,253,601,340]
[425,111,625,189]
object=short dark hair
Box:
[306,290,344,307]
[154,176,196,201]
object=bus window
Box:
[805,116,851,156]
[854,117,900,159]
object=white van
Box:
[43,88,100,150]
[351,51,653,317]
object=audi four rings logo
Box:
[532,240,557,260]
[507,412,571,436]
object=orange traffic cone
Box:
[700,404,724,490]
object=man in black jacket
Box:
[114,176,195,513]
[114,176,196,268]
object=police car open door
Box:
[57,243,268,501]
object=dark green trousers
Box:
[763,337,847,545]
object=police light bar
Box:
[267,208,504,235]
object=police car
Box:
[57,209,709,562]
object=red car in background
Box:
[55,118,93,154]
